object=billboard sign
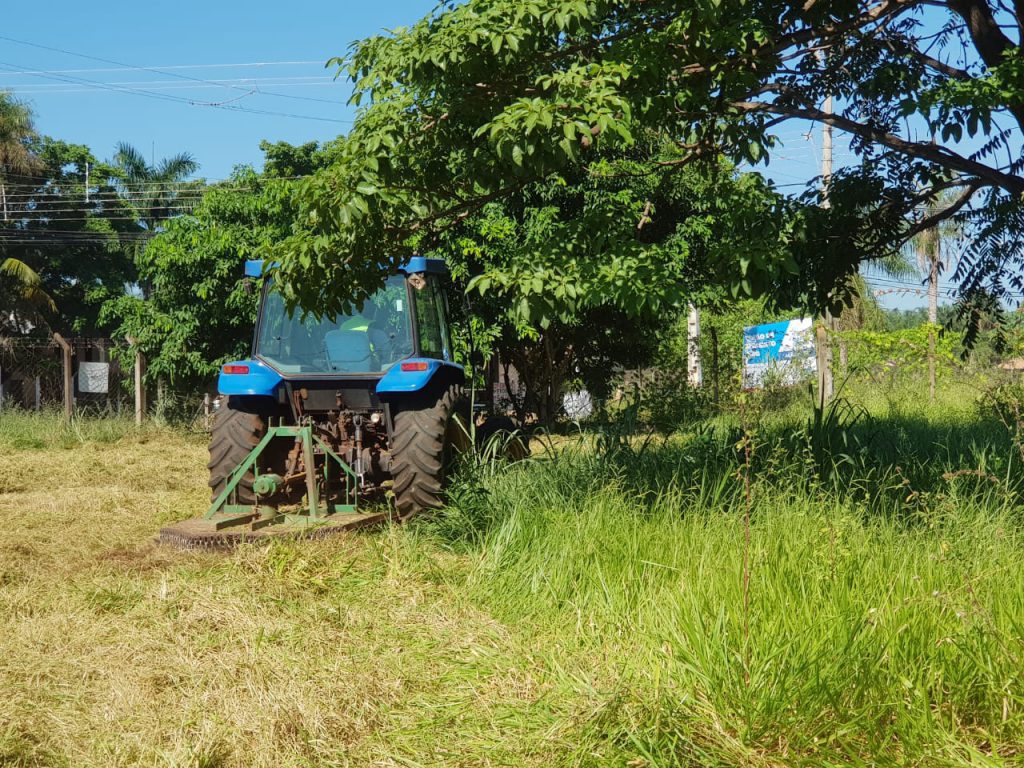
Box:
[742,318,817,389]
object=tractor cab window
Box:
[255,275,414,374]
[411,273,452,360]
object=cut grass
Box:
[1,378,1024,766]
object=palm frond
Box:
[156,152,199,182]
[0,257,55,310]
[0,256,41,286]
[113,142,149,181]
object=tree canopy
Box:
[269,0,1024,323]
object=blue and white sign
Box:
[743,318,817,389]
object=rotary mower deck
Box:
[158,422,385,550]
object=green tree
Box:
[268,0,1024,329]
[0,92,50,330]
[910,188,966,398]
[2,137,141,335]
[100,144,332,392]
[430,143,792,421]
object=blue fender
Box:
[217,358,284,397]
[376,358,464,394]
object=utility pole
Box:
[816,52,835,408]
[85,162,90,204]
[687,303,702,387]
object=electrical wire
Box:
[0,60,325,76]
[0,35,345,108]
[0,59,350,124]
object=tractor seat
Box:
[323,330,375,373]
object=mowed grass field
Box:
[2,377,1024,767]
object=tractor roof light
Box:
[223,364,250,375]
[400,361,429,372]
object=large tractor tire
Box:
[390,383,469,520]
[207,396,273,504]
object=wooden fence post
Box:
[126,336,146,426]
[52,333,73,422]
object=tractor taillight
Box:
[400,362,429,372]
[223,364,250,375]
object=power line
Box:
[6,80,343,104]
[0,172,309,186]
[0,35,346,110]
[0,60,325,76]
[0,58,349,125]
[6,78,337,96]
[4,75,334,87]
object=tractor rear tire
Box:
[207,396,272,504]
[390,383,469,520]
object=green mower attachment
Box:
[159,423,385,550]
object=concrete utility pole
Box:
[687,303,703,387]
[816,65,835,408]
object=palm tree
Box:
[0,93,54,326]
[112,142,199,230]
[834,252,917,371]
[911,190,964,400]
[0,91,43,221]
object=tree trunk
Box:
[502,360,526,425]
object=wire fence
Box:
[0,336,134,415]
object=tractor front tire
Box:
[207,396,271,504]
[390,383,468,521]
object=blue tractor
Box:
[160,257,473,548]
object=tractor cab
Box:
[217,258,463,406]
[247,257,454,378]
[252,262,453,377]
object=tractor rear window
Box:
[255,276,413,374]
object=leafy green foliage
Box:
[836,324,957,376]
[425,143,794,420]
[100,163,308,390]
[270,0,1024,338]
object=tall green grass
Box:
[429,378,1024,765]
[0,409,172,450]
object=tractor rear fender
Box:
[217,358,284,397]
[377,359,465,441]
[375,358,464,395]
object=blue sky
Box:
[0,1,436,179]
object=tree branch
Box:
[732,99,1024,195]
[947,0,1016,66]
[900,182,981,243]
